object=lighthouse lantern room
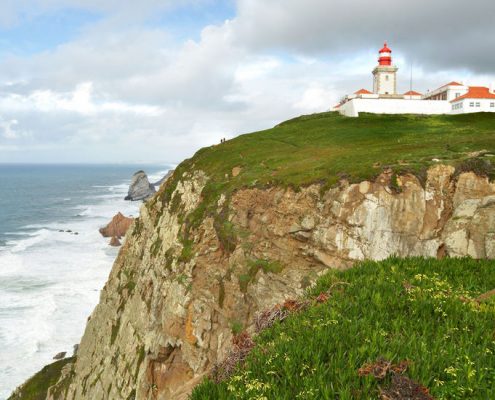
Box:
[372,42,398,95]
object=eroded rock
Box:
[99,212,134,239]
[125,171,156,201]
[232,166,242,177]
[109,236,122,247]
[53,352,66,360]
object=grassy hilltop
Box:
[171,111,495,190]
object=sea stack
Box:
[125,171,156,201]
[99,212,134,239]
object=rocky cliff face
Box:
[47,165,495,400]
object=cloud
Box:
[0,82,163,116]
[0,117,20,139]
[294,86,336,113]
[233,0,495,73]
[0,0,208,27]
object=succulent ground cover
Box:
[191,257,495,400]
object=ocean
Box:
[0,164,171,399]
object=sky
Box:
[0,0,494,164]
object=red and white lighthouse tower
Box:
[378,42,392,65]
[373,42,398,95]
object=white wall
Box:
[339,98,451,117]
[446,87,469,101]
[451,99,495,114]
[339,99,359,117]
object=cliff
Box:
[11,112,495,400]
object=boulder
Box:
[109,236,122,247]
[125,171,156,201]
[99,212,134,239]
[53,352,66,360]
[232,166,242,177]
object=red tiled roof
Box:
[404,90,422,96]
[444,81,463,87]
[354,88,373,95]
[451,86,495,102]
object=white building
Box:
[449,86,495,114]
[335,43,495,117]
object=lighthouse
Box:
[372,42,398,95]
[334,42,495,117]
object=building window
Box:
[476,102,481,107]
[385,75,389,81]
[470,102,474,107]
[455,93,461,98]
[491,103,495,108]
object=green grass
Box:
[176,112,495,189]
[8,357,75,400]
[231,320,244,336]
[155,112,495,239]
[178,239,194,263]
[238,259,285,293]
[248,258,285,275]
[191,257,495,400]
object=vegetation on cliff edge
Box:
[191,257,495,400]
[152,112,495,233]
[8,357,75,400]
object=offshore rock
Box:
[125,170,156,201]
[109,236,122,247]
[53,352,66,360]
[45,165,494,400]
[99,212,134,239]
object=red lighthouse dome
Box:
[378,42,392,66]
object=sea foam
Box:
[0,166,170,399]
